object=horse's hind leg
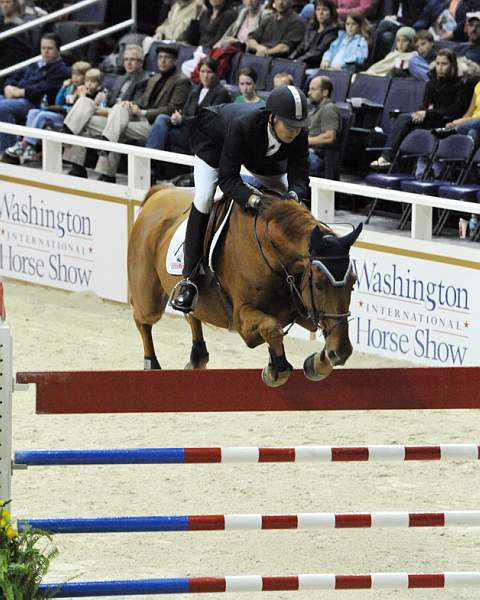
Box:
[185,315,209,369]
[135,318,162,370]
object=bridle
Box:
[253,215,352,335]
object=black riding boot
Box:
[170,204,210,313]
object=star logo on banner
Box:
[358,300,363,307]
[464,320,469,329]
[89,247,93,253]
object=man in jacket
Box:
[0,32,68,152]
[63,44,148,178]
[171,85,310,313]
[94,43,191,182]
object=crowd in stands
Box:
[0,0,480,232]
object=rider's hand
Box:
[286,190,299,202]
[246,194,273,212]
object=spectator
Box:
[301,0,379,22]
[373,0,425,62]
[181,0,237,76]
[370,49,472,169]
[407,30,436,81]
[2,60,91,164]
[247,0,305,57]
[0,32,69,153]
[142,0,203,55]
[214,0,267,48]
[306,75,340,174]
[289,0,339,68]
[63,44,149,178]
[439,80,480,143]
[366,26,416,77]
[92,43,191,183]
[234,67,265,104]
[145,56,230,156]
[0,0,32,75]
[456,12,480,64]
[185,0,237,48]
[273,71,294,86]
[320,12,369,70]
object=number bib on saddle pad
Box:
[166,200,235,275]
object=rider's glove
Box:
[286,190,299,202]
[246,193,273,213]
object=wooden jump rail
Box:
[15,367,480,414]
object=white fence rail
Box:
[0,122,479,242]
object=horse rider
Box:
[171,85,310,314]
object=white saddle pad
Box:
[166,201,235,276]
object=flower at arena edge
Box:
[0,499,58,599]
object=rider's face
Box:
[273,116,302,143]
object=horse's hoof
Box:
[261,366,291,387]
[144,357,161,370]
[303,352,332,381]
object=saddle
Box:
[203,196,232,267]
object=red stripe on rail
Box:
[405,446,441,460]
[409,513,445,527]
[188,516,225,530]
[263,577,299,591]
[259,448,295,462]
[336,575,372,589]
[185,448,221,463]
[262,515,298,529]
[408,574,445,588]
[335,513,372,528]
[189,578,226,593]
[332,447,369,461]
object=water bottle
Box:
[40,94,48,110]
[469,214,478,240]
[98,89,108,108]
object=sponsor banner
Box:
[0,178,128,302]
[350,246,477,366]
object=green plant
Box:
[0,500,58,600]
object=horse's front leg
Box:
[236,304,293,387]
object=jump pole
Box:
[38,572,480,596]
[14,443,480,465]
[20,510,480,534]
[16,367,480,414]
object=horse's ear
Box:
[339,223,363,250]
[309,226,323,254]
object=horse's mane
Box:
[262,200,332,241]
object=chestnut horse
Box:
[128,185,362,387]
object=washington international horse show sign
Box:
[0,171,478,367]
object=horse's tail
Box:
[141,183,174,206]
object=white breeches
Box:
[193,155,289,214]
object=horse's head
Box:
[301,223,362,367]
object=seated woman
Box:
[365,26,416,77]
[145,57,231,157]
[214,0,266,48]
[439,79,480,143]
[370,48,473,169]
[234,67,265,104]
[320,12,369,70]
[290,0,339,69]
[3,61,93,164]
[181,0,237,76]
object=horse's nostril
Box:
[328,350,338,362]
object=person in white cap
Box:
[171,85,310,313]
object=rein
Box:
[253,215,351,334]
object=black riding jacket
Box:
[192,103,310,208]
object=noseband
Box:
[253,215,351,334]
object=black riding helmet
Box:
[266,85,310,128]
